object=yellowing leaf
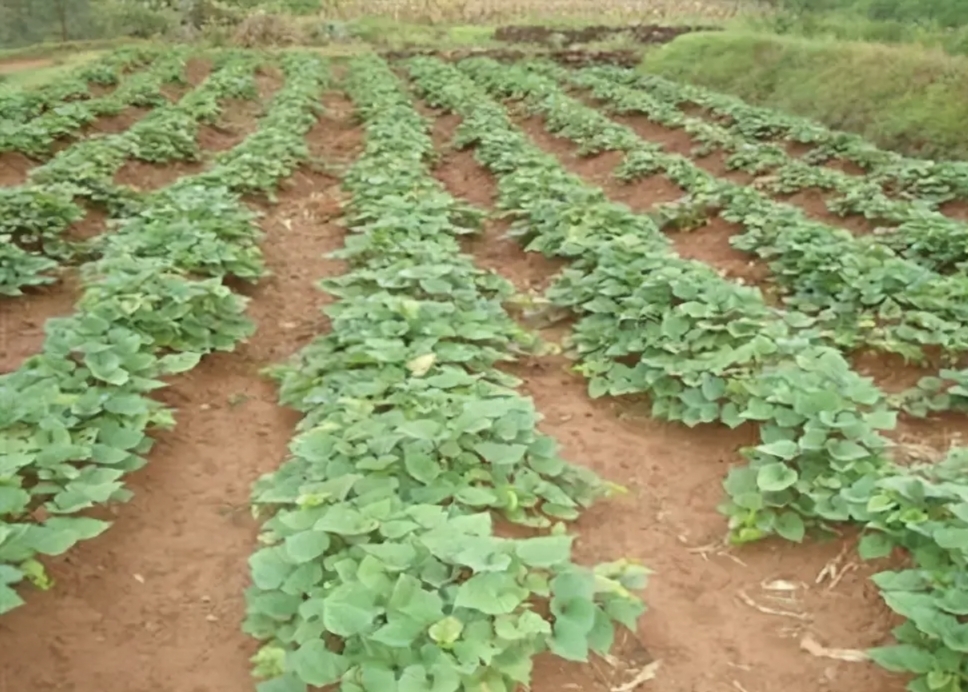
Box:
[406,353,436,376]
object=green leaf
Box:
[867,644,936,674]
[454,572,527,615]
[398,665,433,692]
[827,439,871,462]
[0,487,29,514]
[404,450,441,485]
[473,441,527,465]
[157,351,203,374]
[742,398,774,421]
[865,409,897,430]
[756,440,799,461]
[288,640,348,686]
[586,608,614,655]
[322,586,379,637]
[551,595,596,635]
[361,665,396,692]
[103,394,150,416]
[454,486,498,507]
[284,530,330,564]
[250,547,292,590]
[756,463,798,492]
[314,506,379,536]
[774,511,805,542]
[551,568,596,602]
[549,617,590,662]
[933,527,968,550]
[858,533,894,560]
[0,583,25,614]
[397,419,442,440]
[256,675,308,692]
[370,616,424,647]
[515,535,574,568]
[389,575,444,624]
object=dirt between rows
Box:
[493,23,720,46]
[0,58,56,75]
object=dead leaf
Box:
[800,634,869,662]
[611,659,661,691]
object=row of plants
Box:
[0,51,330,618]
[243,54,646,692]
[0,49,185,159]
[610,67,968,207]
[404,56,968,692]
[467,58,968,370]
[558,64,968,275]
[0,50,264,298]
[0,47,157,124]
[407,52,886,561]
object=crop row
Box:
[1,50,183,159]
[470,58,968,375]
[0,47,156,124]
[402,55,968,691]
[558,64,968,275]
[518,61,968,415]
[607,67,968,208]
[0,49,264,298]
[406,53,884,550]
[243,54,645,692]
[0,51,329,617]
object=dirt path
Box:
[0,96,361,692]
[423,106,904,692]
[0,58,56,75]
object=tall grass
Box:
[643,30,968,160]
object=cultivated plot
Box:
[2,47,966,692]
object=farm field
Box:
[2,43,968,692]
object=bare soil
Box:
[0,269,79,374]
[0,151,36,186]
[83,106,151,136]
[0,58,55,75]
[0,95,361,692]
[426,107,903,692]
